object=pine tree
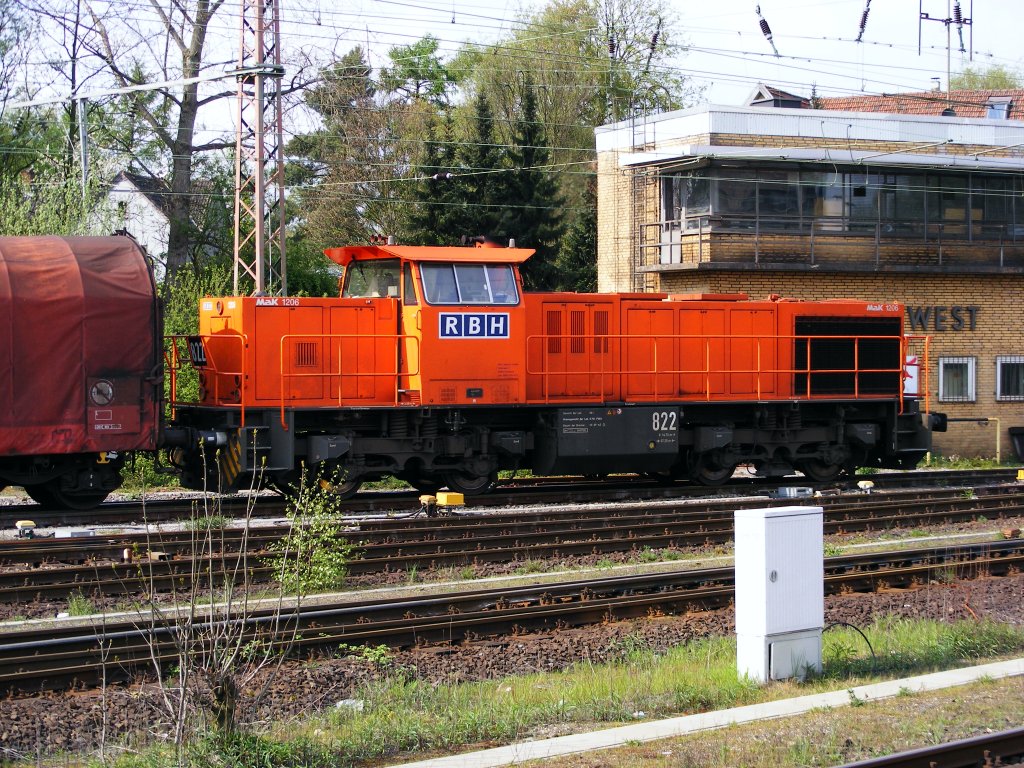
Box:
[406,116,462,244]
[553,176,597,292]
[455,94,511,240]
[505,79,564,290]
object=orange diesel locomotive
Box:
[166,242,943,497]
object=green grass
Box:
[181,514,230,532]
[100,617,1024,768]
[67,591,95,617]
[924,454,1017,470]
[118,454,179,495]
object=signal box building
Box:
[596,88,1024,458]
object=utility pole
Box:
[233,0,287,296]
[919,0,973,115]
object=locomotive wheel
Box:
[319,475,362,500]
[397,471,442,494]
[799,460,843,483]
[273,467,362,500]
[693,462,735,486]
[443,470,496,496]
[406,478,443,494]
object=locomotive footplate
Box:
[535,406,680,475]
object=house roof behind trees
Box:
[745,83,1024,120]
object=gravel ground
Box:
[2,502,1023,762]
[1,570,1023,762]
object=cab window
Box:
[420,263,519,305]
[402,263,418,305]
[342,259,401,298]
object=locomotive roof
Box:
[324,244,535,267]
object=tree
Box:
[0,1,53,183]
[405,115,463,245]
[289,47,417,249]
[455,0,698,206]
[950,64,1023,90]
[553,175,598,292]
[23,0,226,276]
[501,78,563,290]
[453,93,512,240]
[22,0,314,280]
[379,36,455,107]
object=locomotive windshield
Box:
[342,259,401,298]
[421,263,519,305]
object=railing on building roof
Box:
[640,214,1024,271]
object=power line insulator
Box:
[856,0,871,42]
[755,4,779,57]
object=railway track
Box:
[4,467,1019,528]
[834,725,1024,767]
[2,486,1023,601]
[0,537,1021,695]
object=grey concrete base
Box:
[384,658,1024,768]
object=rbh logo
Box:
[439,313,510,339]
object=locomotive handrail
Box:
[277,333,419,429]
[525,332,912,406]
[903,334,933,416]
[165,333,249,424]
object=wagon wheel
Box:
[25,484,57,507]
[798,459,843,483]
[49,488,110,510]
[27,483,108,510]
[443,470,496,496]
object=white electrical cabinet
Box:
[735,505,823,682]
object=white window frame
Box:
[938,356,976,403]
[996,355,1024,401]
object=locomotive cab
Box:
[327,243,533,408]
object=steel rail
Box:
[1,485,1017,564]
[4,468,1018,527]
[0,538,1022,695]
[832,725,1024,767]
[2,490,1023,601]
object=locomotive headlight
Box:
[90,380,115,406]
[648,441,656,450]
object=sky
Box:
[15,1,1023,155]
[310,0,1024,106]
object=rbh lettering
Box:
[439,313,510,339]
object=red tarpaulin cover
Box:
[0,236,160,455]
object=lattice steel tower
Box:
[234,0,287,295]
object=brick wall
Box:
[596,150,634,292]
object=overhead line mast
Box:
[234,0,288,296]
